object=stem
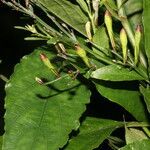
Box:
[86,0,96,33]
[116,0,135,48]
[44,74,69,85]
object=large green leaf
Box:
[91,65,145,81]
[119,139,150,150]
[140,85,150,113]
[65,117,123,150]
[38,0,88,36]
[143,0,150,67]
[3,48,90,150]
[94,81,148,121]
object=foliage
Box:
[1,0,150,149]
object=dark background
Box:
[0,5,42,135]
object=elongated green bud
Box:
[134,25,142,65]
[40,53,59,77]
[75,45,91,68]
[92,0,99,26]
[104,10,116,50]
[120,28,128,64]
[85,21,92,41]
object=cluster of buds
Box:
[119,25,142,65]
[104,9,142,65]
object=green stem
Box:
[44,74,69,85]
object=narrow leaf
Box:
[140,85,150,113]
[106,0,118,11]
[76,0,89,13]
[91,65,145,81]
[143,0,150,65]
[38,0,88,36]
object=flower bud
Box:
[35,77,43,84]
[120,28,128,64]
[40,53,59,77]
[85,21,92,41]
[134,25,142,65]
[104,10,115,50]
[75,45,91,68]
[92,0,99,26]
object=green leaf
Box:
[76,0,89,14]
[106,0,118,11]
[65,117,123,150]
[94,80,148,121]
[38,0,88,36]
[126,122,150,128]
[124,0,142,16]
[91,65,145,81]
[140,85,150,113]
[143,0,150,65]
[123,0,143,31]
[93,26,109,55]
[3,48,90,150]
[125,127,148,144]
[119,139,150,150]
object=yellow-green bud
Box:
[120,28,128,64]
[40,53,59,77]
[85,21,92,41]
[35,77,43,84]
[75,45,91,68]
[92,0,99,26]
[134,25,142,65]
[104,10,116,50]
